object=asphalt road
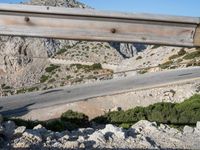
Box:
[0,67,200,116]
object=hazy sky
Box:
[0,0,199,17]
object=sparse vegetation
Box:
[168,49,186,60]
[177,49,186,56]
[186,60,200,67]
[169,54,180,60]
[1,84,12,90]
[56,49,67,55]
[40,75,49,83]
[151,45,160,49]
[136,56,142,60]
[159,61,173,69]
[17,86,39,94]
[45,64,60,73]
[183,51,200,60]
[70,63,102,72]
[138,69,148,74]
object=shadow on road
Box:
[0,103,35,118]
[39,89,64,95]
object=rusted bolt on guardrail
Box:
[111,28,116,34]
[24,16,30,22]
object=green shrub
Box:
[9,110,90,132]
[91,63,102,70]
[61,110,90,128]
[136,56,142,60]
[45,119,67,132]
[40,75,49,83]
[45,64,60,73]
[138,69,148,74]
[183,51,200,60]
[177,49,186,56]
[1,84,12,90]
[151,45,160,49]
[159,61,173,69]
[9,118,43,129]
[70,63,102,72]
[169,54,179,60]
[92,95,200,126]
[17,87,39,94]
[56,49,67,55]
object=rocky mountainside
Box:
[0,0,199,96]
[1,117,200,149]
[0,0,147,96]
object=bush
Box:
[151,45,160,49]
[177,49,186,56]
[70,63,102,72]
[56,49,67,55]
[10,110,91,132]
[91,63,102,70]
[61,110,90,128]
[17,86,39,94]
[136,56,142,60]
[40,75,49,83]
[92,95,200,126]
[169,54,179,60]
[45,64,60,73]
[159,61,173,69]
[183,51,200,60]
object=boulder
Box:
[88,131,106,144]
[22,130,42,143]
[13,138,30,149]
[110,106,122,112]
[183,126,194,134]
[14,126,26,136]
[100,124,126,139]
[63,141,79,149]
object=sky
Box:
[0,0,199,17]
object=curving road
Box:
[0,67,200,116]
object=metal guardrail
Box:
[0,4,199,47]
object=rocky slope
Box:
[0,117,200,149]
[0,0,123,96]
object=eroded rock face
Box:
[0,120,199,149]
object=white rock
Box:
[63,141,79,149]
[14,126,26,136]
[183,126,194,134]
[33,124,47,134]
[196,122,200,130]
[23,130,42,143]
[77,136,85,143]
[88,131,106,144]
[52,141,63,148]
[100,124,125,139]
[13,138,30,148]
[131,120,158,132]
[33,124,43,130]
[59,135,70,143]
[110,106,122,112]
